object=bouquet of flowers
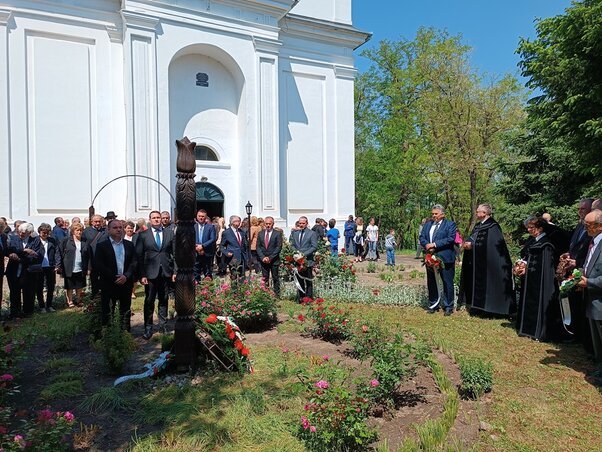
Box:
[197,314,252,372]
[560,269,583,295]
[422,250,444,272]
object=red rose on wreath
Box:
[205,314,218,324]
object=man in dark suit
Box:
[51,217,68,243]
[36,223,59,312]
[193,209,216,281]
[136,211,176,339]
[94,219,138,331]
[82,214,108,297]
[257,216,283,296]
[290,216,318,300]
[221,215,249,280]
[419,204,457,316]
[577,209,602,386]
[5,223,44,317]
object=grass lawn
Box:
[2,291,601,451]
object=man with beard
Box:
[459,204,514,315]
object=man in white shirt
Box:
[94,219,138,331]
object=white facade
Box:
[0,0,369,229]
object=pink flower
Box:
[361,325,369,333]
[37,409,53,422]
[281,347,289,353]
[322,355,330,361]
[301,416,310,430]
[0,374,13,381]
[370,379,380,387]
[315,380,329,389]
[4,344,12,354]
[309,425,317,433]
[63,411,75,422]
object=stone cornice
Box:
[0,9,13,26]
[253,36,282,55]
[281,13,371,50]
[121,10,160,33]
[334,65,357,80]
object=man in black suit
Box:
[221,215,249,281]
[82,214,107,297]
[161,211,174,231]
[136,211,176,339]
[36,223,59,312]
[5,223,44,317]
[193,209,216,280]
[290,216,318,300]
[51,217,68,243]
[94,219,138,331]
[257,216,283,296]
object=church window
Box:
[194,145,218,161]
[196,72,209,87]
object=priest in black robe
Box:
[459,204,514,315]
[515,217,566,341]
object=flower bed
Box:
[195,277,277,330]
[298,298,352,343]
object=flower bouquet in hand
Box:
[559,269,583,295]
[422,250,443,272]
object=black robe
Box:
[517,235,565,341]
[459,218,515,315]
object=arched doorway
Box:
[196,182,224,218]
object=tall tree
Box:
[355,28,524,240]
[517,0,602,180]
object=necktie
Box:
[299,230,304,245]
[236,230,241,245]
[265,230,270,249]
[155,229,162,248]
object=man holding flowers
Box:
[419,204,457,316]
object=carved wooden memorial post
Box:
[174,137,197,369]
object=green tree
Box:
[355,28,524,240]
[517,0,602,180]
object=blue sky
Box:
[352,0,571,84]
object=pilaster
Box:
[254,37,282,218]
[0,9,13,216]
[122,10,160,214]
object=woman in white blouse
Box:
[56,223,89,307]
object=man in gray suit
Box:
[577,209,602,386]
[290,216,318,300]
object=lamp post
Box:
[245,201,252,277]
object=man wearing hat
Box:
[105,211,118,221]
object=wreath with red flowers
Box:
[197,314,252,372]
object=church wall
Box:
[290,0,352,25]
[279,30,358,230]
[1,3,125,222]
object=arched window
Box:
[194,145,218,161]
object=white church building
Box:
[0,0,369,228]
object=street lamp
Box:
[245,201,252,276]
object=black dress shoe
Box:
[142,327,153,340]
[444,310,453,316]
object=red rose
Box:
[285,255,294,262]
[298,314,305,322]
[234,340,243,351]
[241,347,250,357]
[228,331,236,340]
[205,314,218,324]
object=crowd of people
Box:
[2,201,602,383]
[0,210,324,340]
[417,199,602,386]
